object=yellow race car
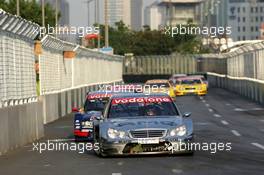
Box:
[145,79,176,98]
[175,76,207,96]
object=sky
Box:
[66,0,155,27]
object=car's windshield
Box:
[84,99,108,112]
[108,97,179,118]
[84,94,111,112]
[181,79,201,85]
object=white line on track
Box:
[251,143,264,150]
[112,173,122,175]
[55,126,72,129]
[48,138,75,142]
[234,108,264,112]
[221,120,229,125]
[259,119,264,122]
[199,96,204,100]
[117,162,124,166]
[208,108,213,112]
[231,130,241,136]
[202,100,206,103]
[194,122,210,126]
[213,114,222,118]
[234,108,245,112]
[23,145,31,148]
[205,103,210,107]
[171,169,183,174]
[252,108,264,111]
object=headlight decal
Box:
[170,125,187,137]
[107,128,126,139]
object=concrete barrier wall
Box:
[0,81,122,155]
[41,81,123,124]
[0,102,44,155]
[208,73,264,105]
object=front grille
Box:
[130,129,166,138]
[185,88,195,90]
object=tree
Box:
[0,0,57,27]
[89,21,210,55]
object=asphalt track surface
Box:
[0,88,264,175]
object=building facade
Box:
[104,0,143,30]
[203,0,264,41]
[130,0,143,31]
[144,2,164,30]
[144,0,204,30]
[227,0,264,41]
[106,0,131,27]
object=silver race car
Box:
[93,93,194,157]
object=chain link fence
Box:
[225,42,264,80]
[201,41,264,80]
[0,9,123,106]
[123,54,197,75]
[39,35,123,95]
[0,9,39,107]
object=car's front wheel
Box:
[93,126,107,157]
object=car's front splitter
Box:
[98,136,194,156]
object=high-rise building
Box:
[144,2,164,30]
[131,0,143,30]
[97,0,143,30]
[203,0,264,41]
[200,0,228,28]
[106,0,131,27]
[46,0,70,26]
[144,0,204,30]
[158,0,204,26]
[228,0,264,41]
[261,23,264,39]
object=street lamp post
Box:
[85,0,93,26]
[96,0,101,49]
[55,0,58,38]
[105,0,109,48]
[16,0,20,16]
[42,0,45,27]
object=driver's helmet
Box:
[145,104,158,116]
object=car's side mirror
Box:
[95,111,103,120]
[72,107,79,113]
[95,115,103,120]
[183,112,192,118]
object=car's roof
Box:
[178,76,202,81]
[88,91,110,95]
[171,74,187,77]
[111,93,170,99]
[191,75,204,78]
[145,79,169,83]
